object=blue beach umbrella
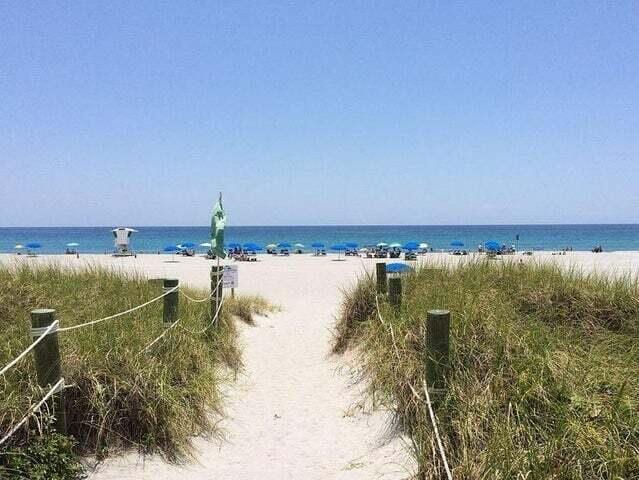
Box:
[386,263,413,273]
[278,242,292,249]
[450,240,464,248]
[26,243,41,249]
[403,242,420,250]
[311,242,325,249]
[180,242,196,248]
[163,245,179,252]
[485,240,500,252]
[330,243,347,260]
[243,242,262,251]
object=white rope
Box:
[0,378,65,446]
[198,295,225,333]
[58,285,179,332]
[138,319,181,355]
[375,293,453,479]
[180,275,223,303]
[180,290,213,303]
[422,380,453,480]
[375,294,402,362]
[0,321,59,377]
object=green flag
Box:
[211,193,226,259]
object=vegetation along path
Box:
[90,254,413,479]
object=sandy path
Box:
[12,254,412,479]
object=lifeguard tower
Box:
[112,227,138,256]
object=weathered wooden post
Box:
[30,309,66,434]
[425,309,450,393]
[162,278,179,327]
[210,266,223,324]
[376,262,387,294]
[388,277,402,310]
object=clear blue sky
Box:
[1,1,638,226]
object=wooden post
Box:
[425,309,450,392]
[388,277,402,310]
[30,309,66,434]
[376,262,387,294]
[210,266,223,324]
[163,278,179,327]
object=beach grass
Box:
[0,261,272,477]
[333,260,639,479]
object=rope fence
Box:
[0,320,59,377]
[374,264,453,479]
[0,378,65,447]
[58,285,179,332]
[0,266,227,448]
[138,319,182,355]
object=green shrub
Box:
[0,431,85,480]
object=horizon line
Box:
[2,222,639,229]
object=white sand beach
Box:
[2,251,638,479]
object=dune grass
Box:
[333,260,639,479]
[0,261,272,477]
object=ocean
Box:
[1,225,638,254]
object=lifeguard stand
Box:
[112,227,138,256]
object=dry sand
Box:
[2,250,638,479]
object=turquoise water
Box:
[1,225,638,254]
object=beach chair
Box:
[404,251,417,261]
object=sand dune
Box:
[2,251,636,479]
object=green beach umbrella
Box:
[211,193,227,259]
